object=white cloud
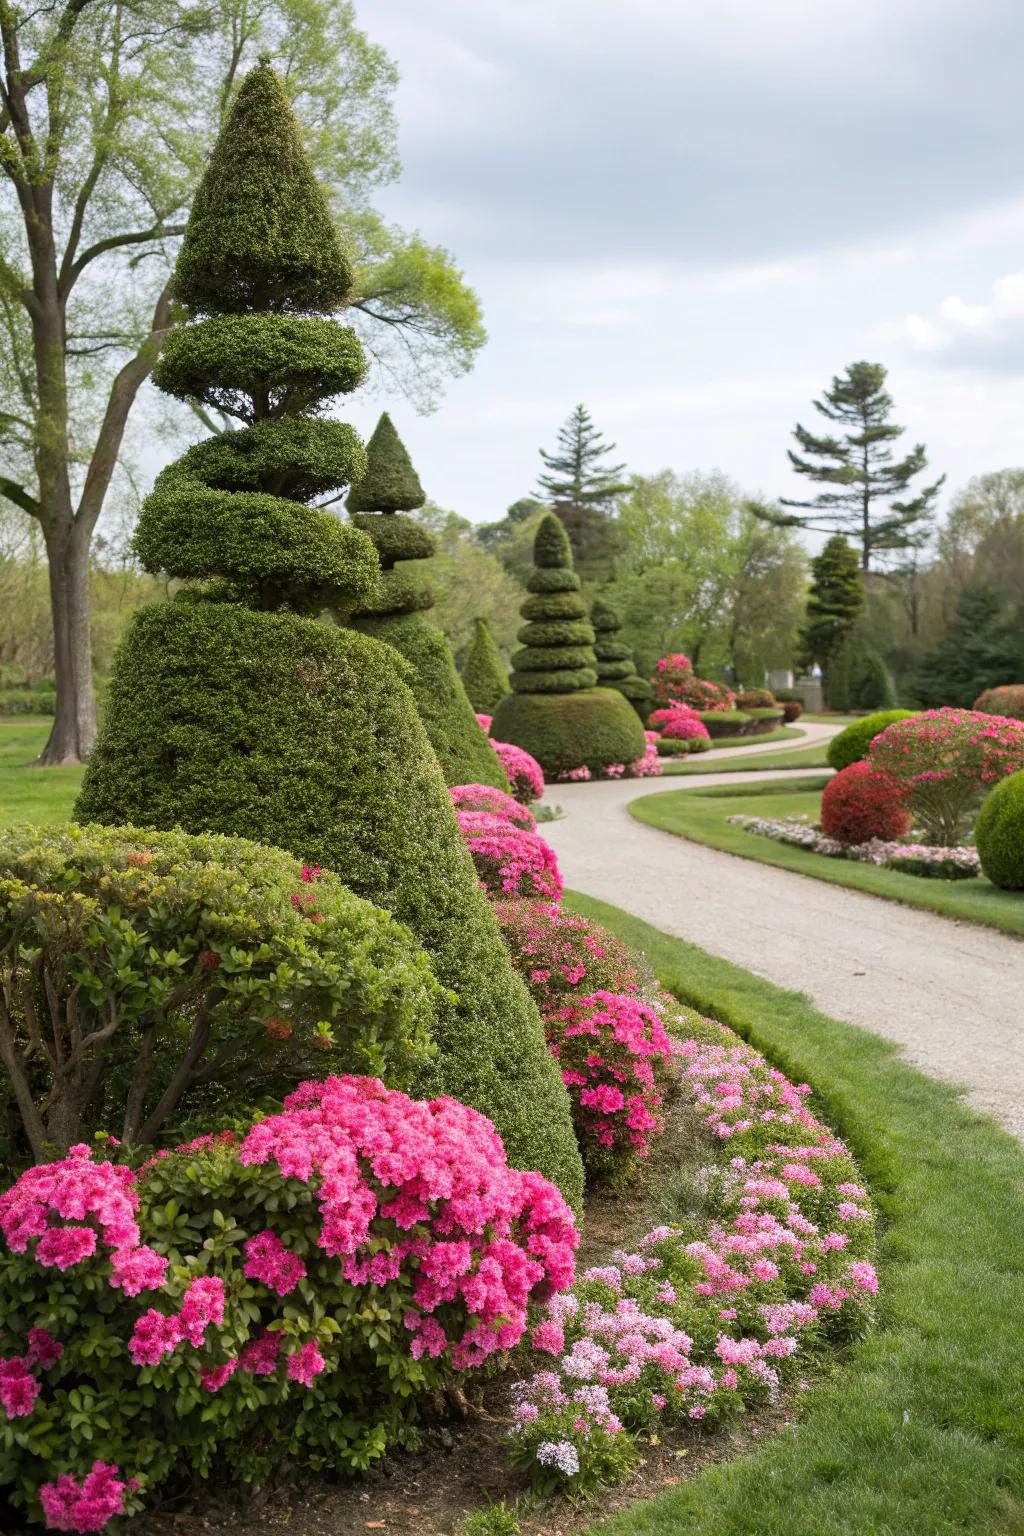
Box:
[884,273,1024,361]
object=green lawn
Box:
[631,777,1024,937]
[658,725,804,772]
[666,737,833,775]
[565,894,1024,1536]
[0,720,82,828]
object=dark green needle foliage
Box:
[461,616,510,714]
[76,64,580,1205]
[536,404,627,580]
[755,361,944,571]
[492,515,645,774]
[797,535,863,698]
[592,597,654,719]
[345,413,509,790]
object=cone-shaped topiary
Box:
[345,414,509,790]
[462,616,511,714]
[492,515,646,774]
[591,597,654,720]
[76,64,581,1206]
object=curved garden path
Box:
[543,722,1024,1138]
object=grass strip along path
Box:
[632,777,1024,937]
[565,894,1024,1536]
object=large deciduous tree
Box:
[0,0,484,764]
[535,404,627,580]
[758,361,944,573]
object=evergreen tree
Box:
[345,413,508,789]
[759,362,944,570]
[591,597,654,719]
[914,584,1023,708]
[461,616,510,714]
[76,64,581,1206]
[491,514,645,773]
[536,405,628,579]
[797,535,863,687]
[826,629,897,712]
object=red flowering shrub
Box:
[780,699,803,722]
[545,992,676,1175]
[490,738,545,803]
[869,707,1024,844]
[974,684,1024,721]
[820,762,911,845]
[455,811,563,901]
[449,782,536,831]
[0,1080,578,1529]
[648,705,711,743]
[494,900,645,1009]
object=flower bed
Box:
[508,1013,878,1490]
[489,738,545,804]
[454,809,563,901]
[729,814,980,879]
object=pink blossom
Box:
[39,1460,127,1533]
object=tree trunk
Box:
[38,518,96,765]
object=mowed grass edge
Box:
[563,893,1024,1536]
[630,777,1024,937]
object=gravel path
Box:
[542,724,1024,1138]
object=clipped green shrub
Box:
[735,688,776,709]
[827,631,897,712]
[827,709,918,771]
[75,64,580,1206]
[698,709,776,739]
[591,598,654,719]
[974,684,1024,721]
[975,771,1024,888]
[346,414,508,791]
[0,823,439,1168]
[493,517,645,774]
[461,616,511,714]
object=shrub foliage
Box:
[826,709,918,772]
[591,599,653,719]
[868,708,1024,844]
[976,771,1024,889]
[461,617,511,715]
[820,762,911,846]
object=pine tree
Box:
[759,362,944,571]
[826,629,897,711]
[536,404,628,578]
[797,535,863,688]
[914,584,1022,707]
[345,413,508,789]
[591,597,653,719]
[491,514,645,773]
[461,616,510,714]
[76,63,581,1206]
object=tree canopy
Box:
[535,404,627,579]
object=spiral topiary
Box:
[591,598,654,720]
[76,64,581,1207]
[491,516,645,775]
[461,616,511,714]
[345,414,508,791]
[975,771,1024,888]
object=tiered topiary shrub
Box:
[461,615,511,714]
[75,64,581,1207]
[827,709,917,771]
[491,515,645,775]
[591,598,654,719]
[346,414,508,790]
[974,684,1024,721]
[975,771,1024,888]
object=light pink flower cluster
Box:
[239,1075,578,1369]
[869,707,1024,844]
[449,782,537,830]
[648,705,711,743]
[651,656,734,712]
[545,992,676,1162]
[38,1460,129,1533]
[489,738,545,804]
[729,815,980,880]
[475,713,493,732]
[628,732,664,779]
[494,900,642,1010]
[455,809,564,901]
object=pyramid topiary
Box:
[491,514,646,774]
[462,616,510,714]
[591,597,654,720]
[345,413,509,790]
[75,64,581,1206]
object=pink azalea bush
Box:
[508,1019,878,1490]
[868,707,1024,844]
[648,706,712,743]
[490,738,546,804]
[494,900,647,1011]
[455,810,563,901]
[0,1080,578,1529]
[474,713,493,732]
[652,656,735,712]
[545,992,677,1175]
[449,782,537,831]
[553,734,663,783]
[629,731,664,778]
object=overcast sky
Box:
[339,0,1024,531]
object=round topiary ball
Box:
[820,761,911,845]
[826,709,917,772]
[976,770,1024,888]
